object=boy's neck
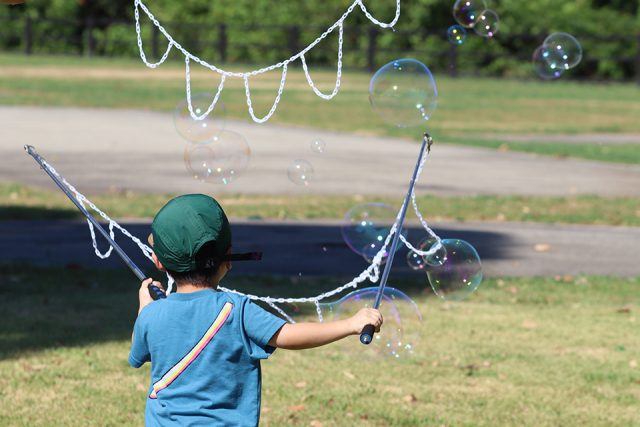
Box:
[176,283,218,293]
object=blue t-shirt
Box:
[129,289,287,427]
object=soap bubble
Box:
[407,237,447,270]
[447,25,467,45]
[341,203,408,263]
[473,9,499,38]
[321,287,423,359]
[184,130,250,184]
[407,249,427,271]
[426,239,482,301]
[369,59,438,128]
[452,0,487,28]
[424,239,447,267]
[532,46,564,80]
[288,159,314,186]
[310,138,326,154]
[542,32,582,70]
[174,93,226,143]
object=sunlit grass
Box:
[0,266,638,426]
[2,182,639,226]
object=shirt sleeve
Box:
[241,299,288,360]
[128,310,151,368]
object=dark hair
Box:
[167,241,228,289]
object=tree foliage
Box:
[0,0,638,80]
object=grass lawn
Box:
[2,182,640,226]
[0,265,638,426]
[443,137,640,165]
[0,54,639,165]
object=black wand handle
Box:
[148,283,167,300]
[360,325,375,344]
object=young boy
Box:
[130,194,383,426]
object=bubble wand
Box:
[24,145,167,300]
[360,133,432,344]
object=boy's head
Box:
[150,194,232,288]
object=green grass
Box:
[444,137,640,165]
[1,54,639,156]
[0,265,638,426]
[2,182,640,226]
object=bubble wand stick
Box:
[24,145,167,301]
[360,133,432,344]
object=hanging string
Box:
[37,138,439,323]
[133,0,401,123]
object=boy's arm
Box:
[131,278,160,344]
[268,308,382,350]
[138,278,159,315]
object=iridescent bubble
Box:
[407,250,426,271]
[320,287,423,359]
[174,93,226,143]
[183,130,250,184]
[452,0,487,28]
[310,138,326,154]
[341,203,408,263]
[447,25,467,45]
[532,46,564,80]
[542,32,582,70]
[426,239,482,301]
[369,59,438,128]
[473,9,499,38]
[287,159,314,186]
[407,237,446,270]
[424,239,447,267]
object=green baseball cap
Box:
[151,194,232,272]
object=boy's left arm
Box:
[137,278,160,315]
[268,308,382,350]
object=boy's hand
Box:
[138,278,161,314]
[348,308,383,335]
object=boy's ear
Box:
[151,252,166,272]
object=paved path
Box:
[1,106,639,197]
[2,219,638,277]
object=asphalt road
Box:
[1,106,639,279]
[2,219,638,278]
[2,106,639,197]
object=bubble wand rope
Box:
[23,145,166,301]
[360,133,432,344]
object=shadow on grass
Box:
[0,205,79,220]
[0,264,138,360]
[0,264,432,361]
[0,220,513,359]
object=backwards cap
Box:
[151,194,231,272]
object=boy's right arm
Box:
[268,308,382,350]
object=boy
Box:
[130,194,383,426]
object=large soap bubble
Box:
[321,287,423,359]
[174,93,226,143]
[341,203,408,264]
[184,130,251,184]
[369,59,438,128]
[452,0,487,28]
[532,46,564,80]
[426,239,482,301]
[542,32,583,70]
